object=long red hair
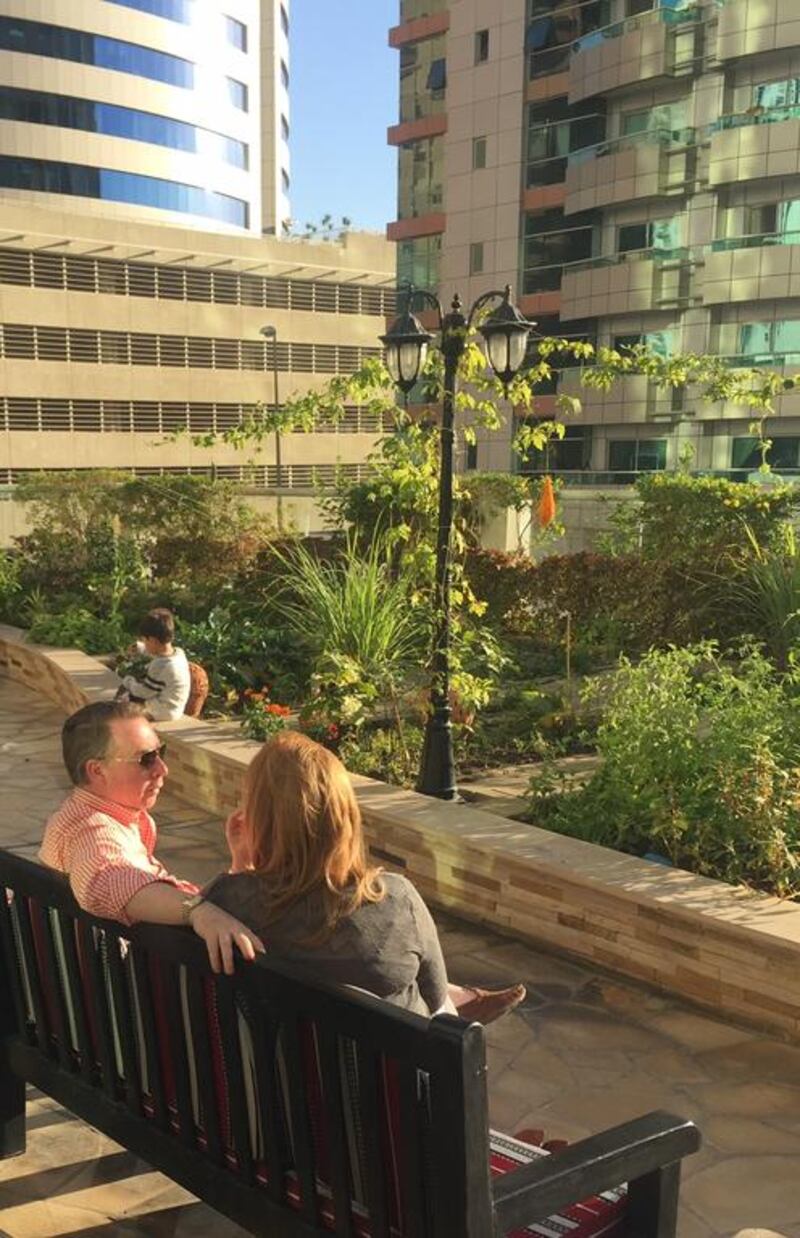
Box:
[243,731,385,931]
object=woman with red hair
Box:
[205,732,525,1020]
[205,731,451,1015]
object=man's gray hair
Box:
[62,700,148,787]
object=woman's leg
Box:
[447,982,526,1024]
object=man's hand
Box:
[188,900,264,975]
[224,808,252,873]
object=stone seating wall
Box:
[3,623,800,1041]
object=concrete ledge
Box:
[3,624,800,1040]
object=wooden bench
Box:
[0,849,701,1237]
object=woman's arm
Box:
[405,881,450,1015]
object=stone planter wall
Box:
[3,624,800,1040]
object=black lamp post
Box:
[259,324,284,532]
[381,285,532,800]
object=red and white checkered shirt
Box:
[40,787,197,925]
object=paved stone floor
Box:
[1,676,798,1237]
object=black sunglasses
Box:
[111,742,167,769]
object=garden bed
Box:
[4,623,800,1042]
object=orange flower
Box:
[538,475,556,528]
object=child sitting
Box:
[119,608,191,721]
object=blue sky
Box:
[288,1,398,234]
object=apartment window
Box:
[427,58,447,91]
[469,242,484,275]
[526,0,605,78]
[398,136,444,219]
[754,77,800,108]
[281,168,290,192]
[465,440,478,470]
[472,136,487,169]
[280,4,289,36]
[399,36,447,123]
[0,154,248,227]
[526,99,605,186]
[0,85,247,168]
[621,103,688,137]
[397,234,442,291]
[627,0,653,13]
[617,219,677,253]
[608,439,667,475]
[739,320,800,360]
[280,114,290,141]
[520,423,593,473]
[474,29,489,64]
[225,16,247,51]
[733,436,800,473]
[522,208,597,294]
[0,16,194,88]
[106,0,193,20]
[613,330,674,356]
[227,78,248,111]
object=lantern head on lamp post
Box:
[380,294,434,395]
[478,284,533,391]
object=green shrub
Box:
[177,607,306,705]
[27,607,129,654]
[0,551,23,624]
[603,473,800,565]
[527,643,800,897]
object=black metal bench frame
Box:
[0,849,700,1237]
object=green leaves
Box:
[529,643,800,897]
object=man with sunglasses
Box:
[40,700,263,975]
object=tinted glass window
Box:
[225,16,247,50]
[228,77,248,110]
[0,155,248,227]
[106,0,194,20]
[0,86,246,167]
[0,16,193,88]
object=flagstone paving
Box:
[0,676,798,1238]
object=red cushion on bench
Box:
[490,1130,627,1238]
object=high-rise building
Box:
[388,1,800,544]
[0,0,290,235]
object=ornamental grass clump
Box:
[527,642,800,897]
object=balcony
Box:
[568,7,701,104]
[708,112,800,186]
[559,247,695,319]
[717,0,800,61]
[702,234,800,304]
[557,368,679,423]
[565,128,696,213]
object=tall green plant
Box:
[271,534,429,730]
[710,525,800,670]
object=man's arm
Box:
[125,882,264,975]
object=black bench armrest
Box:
[492,1110,700,1234]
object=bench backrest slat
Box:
[215,979,257,1184]
[248,998,289,1206]
[161,958,199,1148]
[396,1058,430,1238]
[355,1044,393,1238]
[282,1009,324,1227]
[183,970,223,1163]
[129,946,168,1129]
[52,910,94,1083]
[0,885,31,1044]
[75,919,119,1100]
[105,935,142,1114]
[12,898,52,1057]
[315,1023,358,1238]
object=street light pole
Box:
[259,324,283,532]
[381,285,532,800]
